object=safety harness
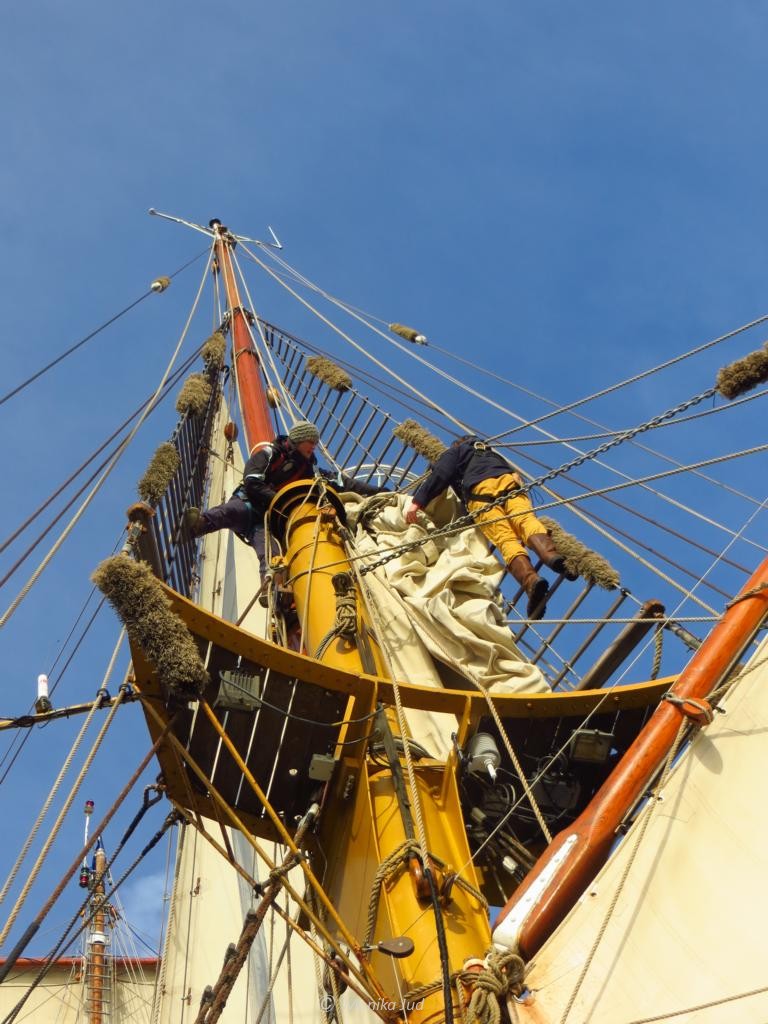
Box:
[462,440,522,504]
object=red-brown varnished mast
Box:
[494,557,768,959]
[209,219,274,453]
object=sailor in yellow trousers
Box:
[405,436,576,619]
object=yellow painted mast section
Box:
[211,217,492,1019]
[274,481,492,1022]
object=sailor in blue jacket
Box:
[405,436,575,619]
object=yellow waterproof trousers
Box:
[466,472,545,564]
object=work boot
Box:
[183,507,204,538]
[528,533,578,581]
[508,555,549,620]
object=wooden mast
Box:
[210,220,273,454]
[88,844,108,1024]
[493,557,768,959]
[208,219,492,1023]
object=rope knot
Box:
[467,949,526,1024]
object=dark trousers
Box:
[200,496,268,575]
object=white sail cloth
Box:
[344,491,547,695]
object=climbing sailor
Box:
[404,435,576,620]
[185,420,385,579]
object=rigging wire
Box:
[0,672,117,909]
[10,237,765,1015]
[249,251,768,585]
[459,490,768,886]
[273,309,768,580]
[0,652,127,948]
[430,342,768,508]
[250,248,768,573]
[519,449,759,577]
[246,268,757,622]
[0,593,105,784]
[260,318,462,439]
[1,776,176,1024]
[277,441,762,626]
[490,310,768,441]
[501,382,768,447]
[193,702,378,996]
[229,247,306,435]
[560,501,742,599]
[257,246,768,507]
[0,246,209,408]
[143,697,377,998]
[0,347,201,557]
[0,696,167,999]
[239,241,470,433]
[150,822,185,1024]
[0,248,214,632]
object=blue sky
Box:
[2,2,768,957]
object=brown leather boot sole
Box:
[526,577,549,620]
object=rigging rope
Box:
[193,808,316,1024]
[519,438,768,564]
[255,248,768,521]
[620,984,768,1023]
[253,896,299,1024]
[177,805,387,1020]
[0,592,105,787]
[557,719,689,1024]
[267,310,768,578]
[493,312,768,441]
[139,695,379,998]
[0,250,213,631]
[0,246,208,409]
[259,312,760,620]
[0,723,170,989]
[347,444,768,613]
[455,512,750,878]
[347,548,465,1021]
[0,661,115,907]
[0,348,200,558]
[149,821,184,1024]
[2,801,179,1024]
[436,345,768,509]
[538,466,756,579]
[196,699,371,977]
[0,661,127,948]
[239,241,470,433]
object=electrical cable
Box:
[218,677,381,732]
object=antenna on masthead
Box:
[149,208,284,249]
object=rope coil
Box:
[466,949,526,1024]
